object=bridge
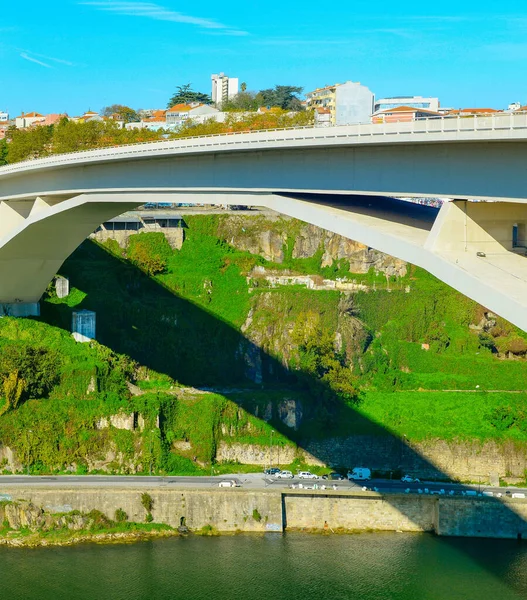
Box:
[2,114,527,330]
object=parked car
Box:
[264,468,281,476]
[276,470,294,479]
[298,471,319,479]
[347,467,371,481]
[323,472,345,481]
[218,480,240,488]
[401,474,420,483]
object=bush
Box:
[114,508,128,523]
[496,335,527,356]
[128,233,173,276]
[86,509,111,528]
[487,406,516,431]
[141,492,154,513]
[0,345,61,399]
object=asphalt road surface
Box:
[0,474,524,499]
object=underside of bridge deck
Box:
[0,190,527,331]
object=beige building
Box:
[306,84,338,123]
[306,81,374,126]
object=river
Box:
[3,532,527,599]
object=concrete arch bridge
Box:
[1,115,527,330]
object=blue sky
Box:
[1,1,526,116]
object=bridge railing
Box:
[2,113,527,174]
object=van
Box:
[347,467,371,481]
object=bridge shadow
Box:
[281,193,440,231]
[39,238,527,590]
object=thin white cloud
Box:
[80,1,247,35]
[31,52,75,66]
[13,46,76,67]
[20,53,52,68]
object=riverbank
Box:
[2,484,527,540]
[0,527,179,548]
[0,498,179,548]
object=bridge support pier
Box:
[425,200,527,256]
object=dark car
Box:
[326,472,345,481]
[264,468,281,476]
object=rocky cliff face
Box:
[0,500,93,532]
[216,215,407,277]
[239,291,368,382]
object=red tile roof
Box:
[447,108,500,115]
[16,111,44,118]
[167,103,193,113]
[374,106,441,116]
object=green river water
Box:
[3,532,527,599]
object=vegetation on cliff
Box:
[0,213,526,475]
[0,500,175,547]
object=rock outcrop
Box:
[216,215,407,277]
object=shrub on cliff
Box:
[128,233,173,276]
[0,345,61,413]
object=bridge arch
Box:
[1,120,527,330]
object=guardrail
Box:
[1,113,527,175]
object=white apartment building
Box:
[166,102,221,128]
[0,111,8,122]
[211,73,239,106]
[374,96,440,113]
[15,111,44,128]
[306,81,374,126]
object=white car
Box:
[218,480,240,487]
[276,470,294,479]
[298,471,319,479]
[401,475,420,483]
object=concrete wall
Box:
[436,497,527,538]
[0,487,284,533]
[90,227,184,250]
[3,485,527,538]
[283,491,436,532]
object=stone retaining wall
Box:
[3,485,527,539]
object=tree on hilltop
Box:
[0,139,8,165]
[256,85,304,111]
[167,84,212,108]
[222,90,259,112]
[101,104,140,123]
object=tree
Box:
[51,119,162,155]
[0,138,8,165]
[240,82,247,92]
[256,85,304,111]
[4,125,54,163]
[221,91,259,112]
[0,345,61,405]
[128,233,173,276]
[167,84,212,108]
[173,109,314,139]
[101,104,140,123]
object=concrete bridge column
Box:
[425,200,527,256]
[0,195,141,309]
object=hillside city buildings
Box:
[2,72,527,141]
[305,81,375,126]
[211,73,239,107]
